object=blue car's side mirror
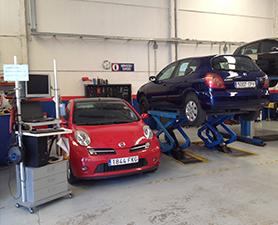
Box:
[149,76,157,82]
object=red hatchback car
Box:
[61,98,161,184]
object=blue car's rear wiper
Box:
[232,69,250,73]
[218,68,251,73]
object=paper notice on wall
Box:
[3,64,29,81]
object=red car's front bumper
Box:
[69,138,161,179]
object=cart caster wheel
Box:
[68,193,73,199]
[15,203,20,208]
[29,207,35,214]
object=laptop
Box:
[21,101,55,123]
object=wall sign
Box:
[3,64,29,81]
[111,63,134,72]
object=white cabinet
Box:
[25,160,68,203]
[15,160,72,213]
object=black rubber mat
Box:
[192,142,257,158]
[253,134,278,142]
[225,148,256,157]
[164,151,209,165]
[178,153,204,164]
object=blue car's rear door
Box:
[165,59,199,108]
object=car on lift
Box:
[61,97,161,184]
[233,38,278,87]
[137,54,270,126]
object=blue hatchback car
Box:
[137,55,270,126]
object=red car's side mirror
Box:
[141,113,149,120]
[59,117,68,127]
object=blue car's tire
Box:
[239,110,260,121]
[269,80,277,87]
[184,93,206,126]
[138,96,149,114]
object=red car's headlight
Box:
[74,130,91,146]
[143,125,153,140]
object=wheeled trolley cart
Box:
[14,160,72,213]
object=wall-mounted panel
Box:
[179,0,273,19]
[34,0,169,38]
[179,12,273,41]
[0,0,22,34]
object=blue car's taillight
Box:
[204,73,226,89]
[263,74,269,88]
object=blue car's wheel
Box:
[239,110,260,121]
[139,96,149,114]
[184,93,206,126]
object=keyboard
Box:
[30,128,65,134]
[23,117,56,123]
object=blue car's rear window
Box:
[212,56,260,73]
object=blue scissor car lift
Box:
[198,114,237,153]
[147,110,190,159]
[148,110,258,159]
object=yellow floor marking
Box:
[197,168,228,176]
[150,178,172,184]
[150,168,229,184]
[256,160,278,166]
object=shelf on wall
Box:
[0,82,15,86]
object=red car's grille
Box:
[130,142,150,152]
[87,148,116,155]
[94,158,148,173]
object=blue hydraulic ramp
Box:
[197,114,237,153]
[148,111,190,159]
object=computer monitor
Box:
[25,74,51,98]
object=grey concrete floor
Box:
[1,120,278,225]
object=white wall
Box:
[27,0,172,96]
[179,0,274,41]
[178,0,275,58]
[1,0,278,97]
[34,0,170,38]
[0,0,28,65]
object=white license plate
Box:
[108,156,139,166]
[235,81,256,88]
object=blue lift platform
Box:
[148,110,190,160]
[198,114,237,153]
[148,111,239,158]
[148,110,261,160]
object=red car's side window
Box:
[63,102,71,122]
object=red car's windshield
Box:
[72,100,140,125]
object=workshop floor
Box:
[1,120,278,225]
